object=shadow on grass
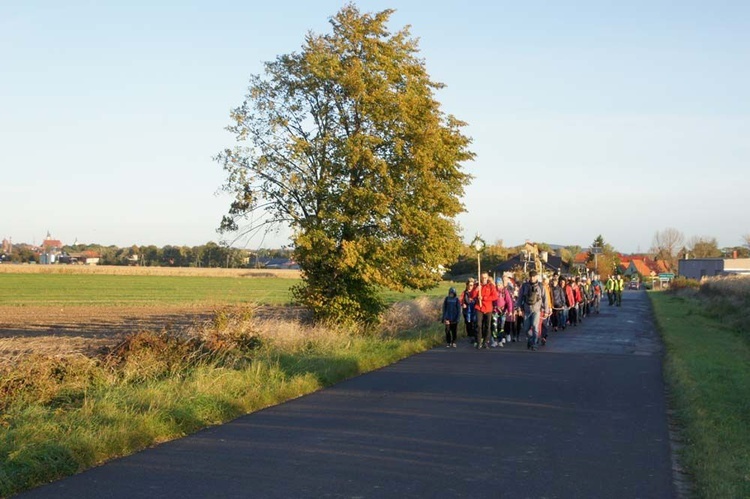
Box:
[275,353,361,386]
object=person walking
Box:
[565,277,578,326]
[517,270,548,351]
[551,277,567,331]
[460,278,478,343]
[541,275,553,345]
[500,275,515,344]
[441,287,462,347]
[490,277,512,348]
[591,275,602,314]
[606,275,615,306]
[474,272,498,349]
[615,274,624,307]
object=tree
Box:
[687,236,722,258]
[586,235,617,277]
[743,233,750,250]
[586,235,605,263]
[651,228,684,270]
[217,5,473,324]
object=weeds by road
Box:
[0,298,443,497]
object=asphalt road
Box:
[21,291,676,498]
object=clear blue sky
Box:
[2,0,748,253]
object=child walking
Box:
[442,287,462,347]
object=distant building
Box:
[64,250,101,265]
[494,243,568,276]
[39,232,63,264]
[678,258,750,280]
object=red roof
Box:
[42,239,62,249]
[652,260,670,273]
[573,252,589,264]
[631,259,653,276]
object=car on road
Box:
[628,281,640,290]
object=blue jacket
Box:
[442,288,462,324]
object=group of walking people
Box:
[441,271,627,351]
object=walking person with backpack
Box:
[441,287,462,348]
[517,270,548,351]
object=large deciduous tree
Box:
[651,227,685,270]
[687,236,722,258]
[216,5,473,324]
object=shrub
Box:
[669,276,700,291]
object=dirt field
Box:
[0,265,304,365]
[0,303,304,366]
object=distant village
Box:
[1,234,748,282]
[0,232,299,270]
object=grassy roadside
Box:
[649,291,750,498]
[0,299,444,497]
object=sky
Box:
[1,0,748,254]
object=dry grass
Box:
[700,274,750,298]
[188,297,442,354]
[0,264,301,279]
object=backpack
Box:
[526,282,541,306]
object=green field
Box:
[0,273,458,307]
[650,291,750,498]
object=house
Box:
[678,258,750,280]
[570,252,590,274]
[60,250,101,265]
[624,259,655,279]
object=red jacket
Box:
[573,285,583,304]
[564,285,575,307]
[476,282,498,314]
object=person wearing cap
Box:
[516,270,548,351]
[441,287,461,348]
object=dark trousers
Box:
[607,291,614,305]
[569,304,578,325]
[552,308,565,329]
[616,290,622,306]
[476,310,492,345]
[445,323,458,344]
[463,314,476,339]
